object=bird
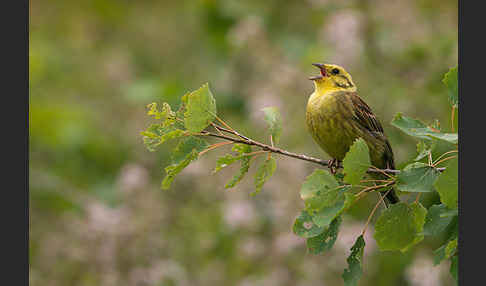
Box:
[306,63,399,205]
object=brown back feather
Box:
[348,92,399,204]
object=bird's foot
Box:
[328,158,338,175]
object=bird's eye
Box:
[331,68,340,75]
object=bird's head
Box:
[309,63,356,92]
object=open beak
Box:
[309,63,327,80]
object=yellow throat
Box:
[308,63,357,102]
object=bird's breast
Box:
[306,91,358,160]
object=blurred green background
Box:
[30,0,457,285]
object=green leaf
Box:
[146,102,177,127]
[434,236,458,266]
[253,156,276,194]
[445,238,458,259]
[440,208,458,218]
[232,143,251,154]
[391,113,436,140]
[225,144,252,189]
[213,144,252,173]
[214,154,242,173]
[415,141,434,161]
[433,215,458,265]
[433,244,447,265]
[426,133,458,145]
[435,156,458,209]
[342,235,365,286]
[311,188,354,228]
[161,136,209,190]
[396,162,441,193]
[312,198,345,228]
[306,216,342,254]
[391,113,458,144]
[262,107,283,144]
[423,204,455,236]
[442,66,458,107]
[374,202,427,252]
[146,102,161,118]
[343,138,371,185]
[293,210,327,238]
[225,157,250,189]
[300,169,339,211]
[343,192,358,210]
[162,150,199,190]
[170,136,208,163]
[141,128,164,152]
[183,83,217,132]
[146,102,175,119]
[404,202,428,252]
[141,124,187,151]
[450,255,458,283]
[299,170,355,228]
[161,129,187,142]
[445,216,458,241]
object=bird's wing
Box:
[348,92,395,169]
[348,92,384,134]
[347,92,398,203]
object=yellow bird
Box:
[306,63,399,205]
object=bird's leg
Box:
[328,158,338,175]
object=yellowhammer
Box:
[306,63,399,205]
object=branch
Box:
[199,125,446,175]
[355,181,395,197]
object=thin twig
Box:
[353,192,367,204]
[378,190,386,207]
[362,189,393,235]
[415,193,422,203]
[244,150,269,157]
[354,181,395,197]
[201,130,333,167]
[451,106,456,132]
[211,122,224,136]
[432,150,458,166]
[216,116,235,132]
[433,155,457,167]
[360,179,392,183]
[368,166,395,179]
[212,124,252,142]
[249,153,267,163]
[405,193,414,204]
[198,126,446,175]
[199,141,233,156]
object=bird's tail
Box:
[380,140,399,206]
[381,188,400,206]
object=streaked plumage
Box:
[306,63,399,205]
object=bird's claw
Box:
[328,158,338,175]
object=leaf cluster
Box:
[141,66,458,285]
[293,66,457,285]
[141,83,281,193]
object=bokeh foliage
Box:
[139,66,457,285]
[30,0,457,285]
